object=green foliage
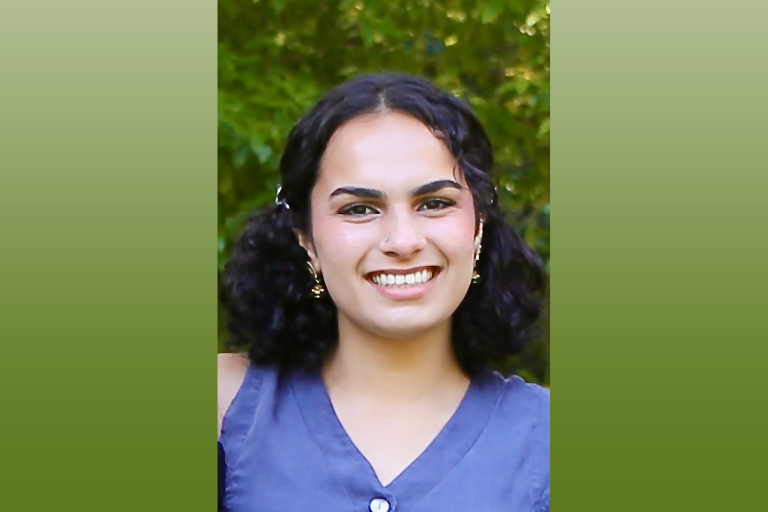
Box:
[218,0,550,383]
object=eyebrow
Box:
[329,186,385,200]
[329,179,462,200]
[411,179,462,196]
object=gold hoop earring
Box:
[471,245,482,284]
[307,262,326,299]
[472,222,484,284]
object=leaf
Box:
[480,0,504,24]
[233,145,250,168]
[361,24,375,48]
[537,117,550,138]
[250,139,273,164]
[271,0,286,14]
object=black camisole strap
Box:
[218,441,226,511]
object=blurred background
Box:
[218,0,550,385]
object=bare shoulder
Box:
[218,352,249,436]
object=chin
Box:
[366,315,450,340]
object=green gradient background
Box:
[555,1,768,510]
[0,0,217,510]
[2,1,767,510]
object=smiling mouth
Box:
[366,267,440,287]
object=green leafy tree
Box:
[218,0,550,384]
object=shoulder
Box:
[496,375,549,506]
[492,375,549,506]
[491,373,550,440]
[218,353,249,436]
[494,373,549,409]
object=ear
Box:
[294,229,321,274]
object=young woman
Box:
[218,74,549,512]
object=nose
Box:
[378,210,427,257]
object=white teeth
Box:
[371,269,436,287]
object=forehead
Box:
[316,113,464,193]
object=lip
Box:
[364,266,441,301]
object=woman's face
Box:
[302,112,480,340]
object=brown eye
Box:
[418,198,456,211]
[339,204,379,216]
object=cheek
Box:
[433,212,477,256]
[311,218,372,269]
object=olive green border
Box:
[3,1,767,510]
[554,1,768,510]
[1,1,217,509]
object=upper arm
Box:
[218,352,249,437]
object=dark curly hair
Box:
[221,73,547,376]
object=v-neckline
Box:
[290,368,501,504]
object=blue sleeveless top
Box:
[219,364,549,512]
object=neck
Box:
[322,315,469,406]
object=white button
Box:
[369,497,390,512]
